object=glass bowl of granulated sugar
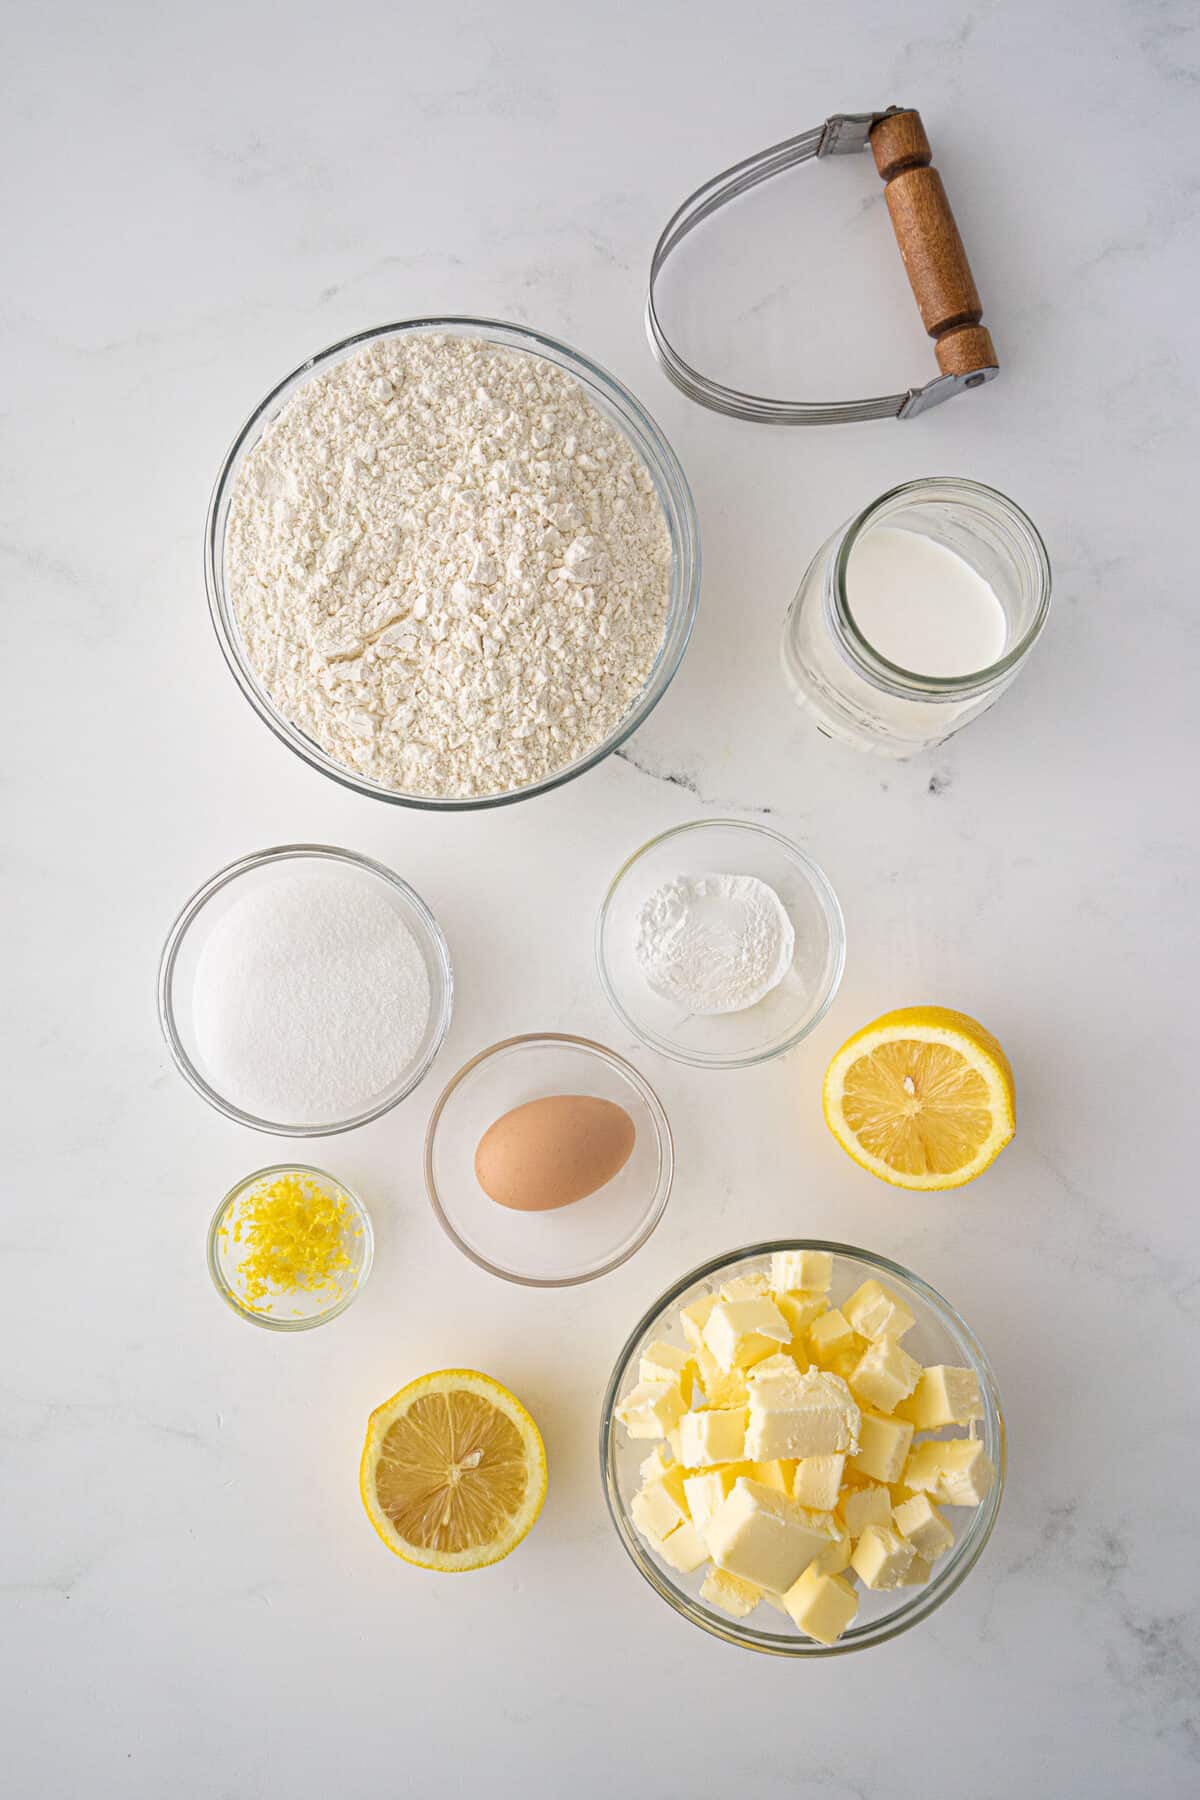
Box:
[158,845,453,1135]
[205,317,700,810]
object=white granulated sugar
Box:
[225,333,673,798]
[192,864,432,1124]
[636,873,796,1016]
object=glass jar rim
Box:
[831,477,1052,696]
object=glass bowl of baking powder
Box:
[205,317,700,810]
[596,820,846,1069]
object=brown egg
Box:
[474,1094,636,1212]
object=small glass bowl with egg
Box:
[424,1033,673,1286]
[601,1242,1004,1655]
[595,820,846,1069]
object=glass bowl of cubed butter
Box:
[600,1242,1004,1655]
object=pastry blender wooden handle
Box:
[869,108,997,384]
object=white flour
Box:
[636,874,796,1015]
[226,333,673,798]
[192,863,431,1124]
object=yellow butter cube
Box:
[746,1367,860,1461]
[903,1438,995,1506]
[898,1554,932,1586]
[770,1250,834,1294]
[678,1407,748,1468]
[745,1459,795,1493]
[656,1519,709,1574]
[843,1279,916,1343]
[719,1272,773,1302]
[639,1340,694,1391]
[615,1378,688,1439]
[704,1478,833,1592]
[639,1445,672,1484]
[851,1523,917,1590]
[782,1565,859,1645]
[793,1453,846,1513]
[839,1481,893,1539]
[702,1298,791,1372]
[893,1493,955,1560]
[849,1410,914,1484]
[700,1566,764,1619]
[666,1425,684,1463]
[809,1308,861,1366]
[680,1292,718,1351]
[896,1365,983,1429]
[775,1291,827,1352]
[683,1468,734,1530]
[848,1337,923,1413]
[808,1511,852,1575]
[631,1479,688,1543]
[693,1342,750,1409]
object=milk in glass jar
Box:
[781,479,1051,757]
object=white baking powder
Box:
[192,863,432,1124]
[226,333,673,798]
[635,874,796,1015]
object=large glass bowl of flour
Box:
[206,318,700,810]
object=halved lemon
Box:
[822,1006,1015,1190]
[360,1370,547,1572]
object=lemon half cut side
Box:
[823,1006,1016,1191]
[360,1369,547,1572]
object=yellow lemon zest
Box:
[219,1171,358,1314]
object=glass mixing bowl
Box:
[207,1164,374,1331]
[425,1033,674,1286]
[601,1241,1005,1655]
[205,317,700,810]
[158,844,453,1135]
[596,820,846,1068]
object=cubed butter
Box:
[782,1565,859,1645]
[770,1250,834,1294]
[614,1378,688,1439]
[848,1336,923,1413]
[893,1492,955,1560]
[682,1468,734,1530]
[746,1351,803,1383]
[849,1410,914,1485]
[639,1340,693,1390]
[639,1445,672,1485]
[793,1453,846,1513]
[850,1523,917,1590]
[903,1438,996,1506]
[655,1519,709,1574]
[700,1566,764,1619]
[839,1481,894,1539]
[693,1343,750,1409]
[631,1479,687,1543]
[705,1478,833,1592]
[809,1308,860,1366]
[746,1368,861,1461]
[896,1365,983,1429]
[702,1298,791,1372]
[776,1291,827,1348]
[808,1511,852,1575]
[677,1407,747,1468]
[719,1272,772,1302]
[843,1279,916,1343]
[680,1292,718,1351]
[899,1554,932,1586]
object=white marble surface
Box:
[5,1,1199,1793]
